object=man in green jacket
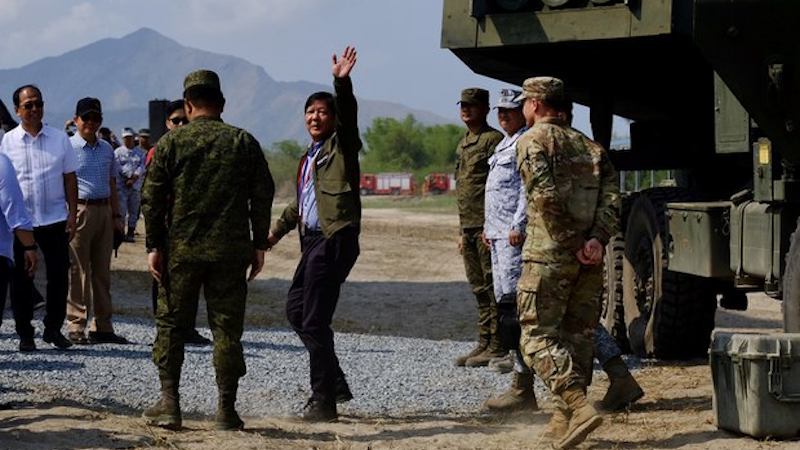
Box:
[141,69,275,431]
[453,88,506,367]
[269,46,361,422]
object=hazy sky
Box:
[0,0,608,135]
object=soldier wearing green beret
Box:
[453,87,506,368]
[141,68,275,431]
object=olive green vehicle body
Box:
[442,0,800,357]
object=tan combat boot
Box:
[143,375,182,430]
[483,371,539,412]
[555,385,603,450]
[215,380,244,430]
[543,396,571,440]
[465,334,507,367]
[598,356,644,412]
[454,336,489,366]
[488,351,513,374]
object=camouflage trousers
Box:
[462,227,497,337]
[152,259,249,384]
[518,260,602,394]
[488,238,522,300]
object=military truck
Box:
[441,0,800,359]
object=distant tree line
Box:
[264,114,463,198]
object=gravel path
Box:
[0,316,641,421]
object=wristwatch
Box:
[146,247,160,254]
[22,243,38,251]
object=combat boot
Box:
[555,384,603,450]
[598,356,644,412]
[215,381,244,430]
[543,406,571,441]
[483,371,538,412]
[454,335,489,366]
[488,352,513,374]
[465,334,507,367]
[143,375,182,430]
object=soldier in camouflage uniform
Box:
[453,88,506,367]
[141,69,275,431]
[514,77,620,449]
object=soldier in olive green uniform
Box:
[141,69,275,431]
[453,88,506,367]
[514,77,620,450]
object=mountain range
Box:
[0,28,453,147]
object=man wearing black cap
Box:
[142,69,275,431]
[453,87,505,368]
[67,97,127,345]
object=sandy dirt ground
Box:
[1,205,799,450]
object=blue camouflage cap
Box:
[495,89,522,109]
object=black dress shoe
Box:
[19,337,37,352]
[301,398,337,422]
[88,331,130,344]
[68,331,90,345]
[186,330,212,346]
[335,376,353,403]
[43,330,74,349]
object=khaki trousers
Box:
[67,203,115,333]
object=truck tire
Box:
[360,188,369,196]
[601,192,635,352]
[602,232,630,353]
[783,217,800,332]
[621,187,717,359]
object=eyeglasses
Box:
[169,117,189,125]
[20,101,44,110]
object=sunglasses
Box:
[169,117,189,125]
[20,101,44,110]
[80,113,102,122]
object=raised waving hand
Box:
[332,46,357,78]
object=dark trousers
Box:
[0,257,12,319]
[286,227,359,402]
[9,222,70,338]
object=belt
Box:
[77,198,109,205]
[300,225,323,237]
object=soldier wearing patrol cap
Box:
[514,76,621,449]
[453,87,506,368]
[142,68,275,431]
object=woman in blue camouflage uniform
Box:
[481,88,538,412]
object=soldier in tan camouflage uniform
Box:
[514,77,620,450]
[453,88,506,367]
[141,69,275,431]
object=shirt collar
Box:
[308,139,325,157]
